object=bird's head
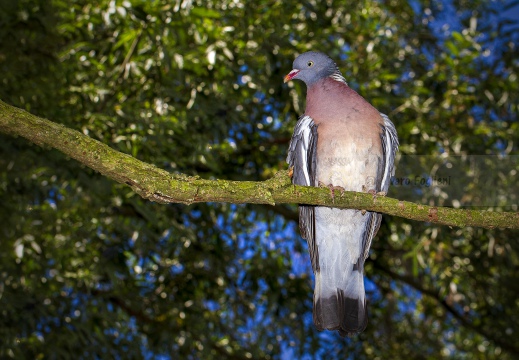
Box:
[284,51,341,86]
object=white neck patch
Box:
[329,72,348,85]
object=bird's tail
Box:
[312,208,372,336]
[313,269,367,337]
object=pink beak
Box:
[284,69,300,83]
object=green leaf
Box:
[190,7,221,18]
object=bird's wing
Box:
[379,113,399,193]
[287,115,317,187]
[361,113,399,261]
[287,115,319,272]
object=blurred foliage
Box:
[0,0,518,358]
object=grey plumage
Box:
[285,52,399,336]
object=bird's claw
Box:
[360,186,386,215]
[362,185,386,200]
[319,182,345,202]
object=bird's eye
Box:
[307,61,314,67]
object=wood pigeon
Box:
[284,51,398,336]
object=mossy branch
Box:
[1,100,518,230]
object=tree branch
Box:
[1,99,518,230]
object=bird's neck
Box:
[306,77,349,106]
[329,72,348,85]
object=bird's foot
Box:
[319,181,345,202]
[362,185,386,199]
[360,186,386,215]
